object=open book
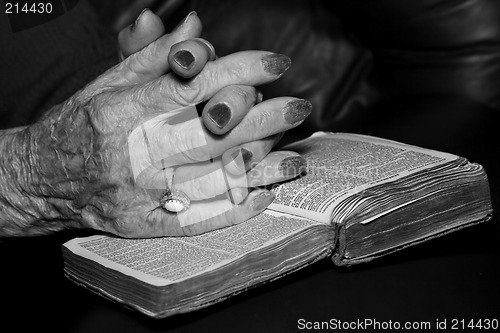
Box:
[62,132,492,318]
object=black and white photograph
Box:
[1,1,499,332]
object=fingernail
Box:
[251,191,276,211]
[261,53,292,76]
[174,11,197,31]
[131,8,150,32]
[279,156,307,176]
[283,99,312,125]
[173,50,195,70]
[207,103,231,129]
[231,148,253,170]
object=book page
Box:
[269,132,457,223]
[64,211,323,286]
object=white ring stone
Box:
[163,199,186,212]
[160,190,190,213]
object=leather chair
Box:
[4,0,500,137]
[88,0,500,148]
[183,0,500,139]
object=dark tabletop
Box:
[1,94,499,332]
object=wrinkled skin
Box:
[0,12,310,238]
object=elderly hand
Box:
[0,12,311,238]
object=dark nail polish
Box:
[283,99,312,125]
[231,148,253,169]
[173,50,195,70]
[279,156,307,177]
[251,191,276,211]
[261,53,292,76]
[131,8,150,32]
[207,103,231,129]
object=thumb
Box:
[118,8,165,58]
[120,11,202,85]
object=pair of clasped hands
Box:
[37,10,311,238]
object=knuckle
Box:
[246,109,275,137]
[226,63,249,82]
[227,85,256,105]
[205,61,248,86]
[173,80,203,105]
[131,50,152,71]
[160,77,204,105]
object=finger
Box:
[247,151,307,187]
[168,38,216,78]
[202,85,261,135]
[135,140,305,202]
[133,155,246,201]
[119,11,201,85]
[118,8,165,58]
[155,51,291,106]
[223,134,281,175]
[147,189,276,236]
[138,99,311,168]
[164,151,304,201]
[220,98,312,152]
[156,134,278,186]
[225,187,249,205]
[174,158,251,201]
[226,150,306,205]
